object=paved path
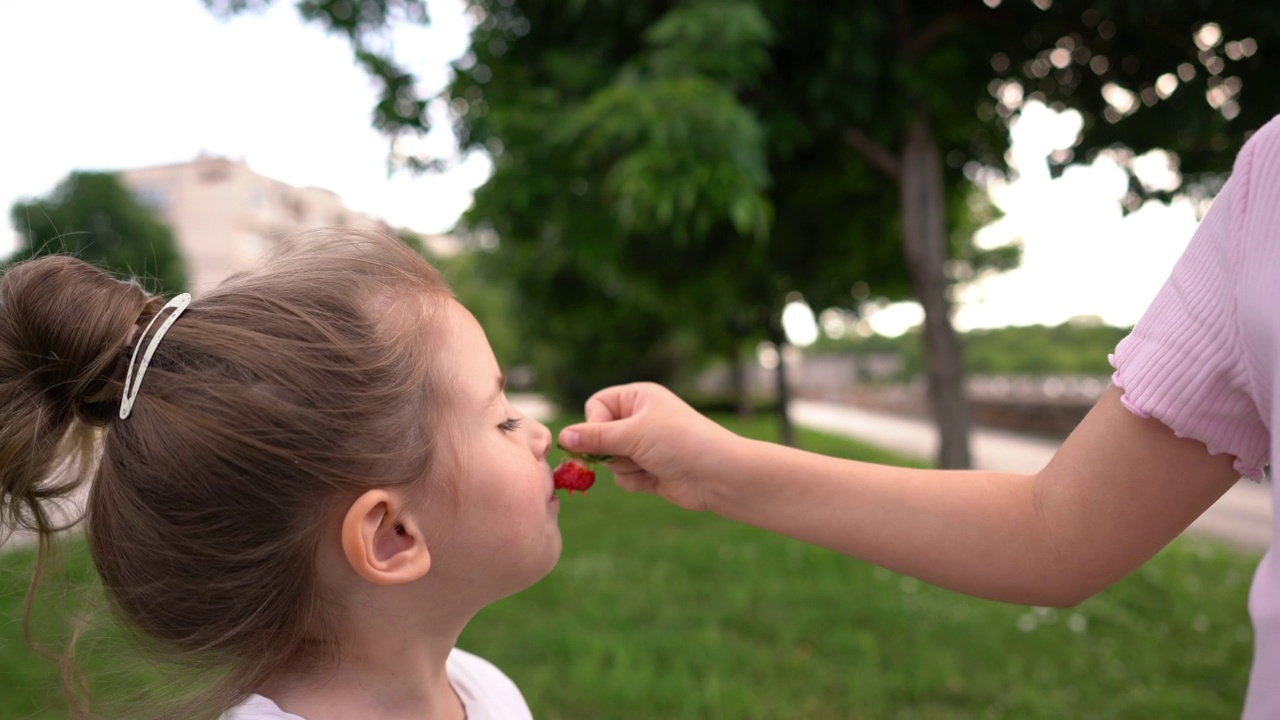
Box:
[791,399,1273,553]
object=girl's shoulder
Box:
[447,647,535,720]
[218,649,531,720]
[220,694,307,720]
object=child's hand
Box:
[558,383,743,511]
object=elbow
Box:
[1007,582,1103,609]
[962,565,1109,608]
[1019,481,1120,608]
[1014,561,1114,608]
[1035,586,1101,609]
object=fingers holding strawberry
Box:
[557,382,746,512]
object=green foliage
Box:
[644,2,774,85]
[436,251,522,369]
[395,229,524,369]
[8,172,187,295]
[469,234,700,405]
[2,419,1255,718]
[214,0,1280,219]
[977,2,1280,198]
[204,0,1278,431]
[812,321,1133,379]
[963,322,1131,376]
[438,1,1055,407]
[444,1,793,404]
[567,75,771,242]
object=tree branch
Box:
[842,127,901,179]
[906,15,959,56]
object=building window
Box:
[134,185,170,213]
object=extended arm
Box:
[561,384,1240,606]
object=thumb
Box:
[559,418,630,458]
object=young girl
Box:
[560,112,1280,717]
[0,228,561,719]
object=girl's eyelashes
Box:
[499,417,524,432]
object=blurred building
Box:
[120,154,448,294]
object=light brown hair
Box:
[0,227,455,718]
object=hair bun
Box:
[0,255,151,540]
[0,256,151,423]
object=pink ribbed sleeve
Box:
[1108,123,1273,482]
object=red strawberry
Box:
[553,443,611,497]
[554,458,596,494]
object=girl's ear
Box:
[340,489,431,585]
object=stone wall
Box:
[802,377,1104,440]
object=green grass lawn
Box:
[1,415,1260,719]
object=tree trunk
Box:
[770,330,798,448]
[731,344,752,419]
[899,115,972,469]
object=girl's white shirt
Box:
[221,648,534,720]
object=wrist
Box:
[698,434,772,517]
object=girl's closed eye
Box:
[499,417,524,432]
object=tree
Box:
[810,1,1276,465]
[451,1,795,430]
[206,0,1277,466]
[205,0,1012,455]
[9,172,187,295]
[449,1,1023,451]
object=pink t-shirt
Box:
[1110,114,1278,718]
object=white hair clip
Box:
[119,292,192,420]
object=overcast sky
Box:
[2,0,1208,335]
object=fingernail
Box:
[562,429,580,449]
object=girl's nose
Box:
[531,418,552,459]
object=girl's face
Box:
[425,300,561,602]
